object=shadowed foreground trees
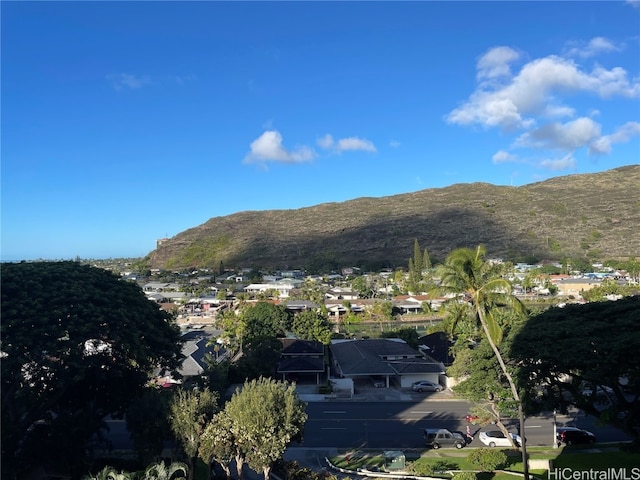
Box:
[200,377,307,479]
[511,296,640,445]
[1,261,183,480]
[169,389,220,480]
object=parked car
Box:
[423,428,466,449]
[371,376,385,388]
[411,380,443,392]
[465,414,495,425]
[581,384,614,399]
[478,430,523,448]
[557,427,596,445]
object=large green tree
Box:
[291,310,332,344]
[240,301,291,345]
[511,296,640,445]
[1,261,183,479]
[199,411,238,480]
[448,324,522,436]
[228,336,283,383]
[169,388,219,480]
[224,377,307,479]
[438,246,529,479]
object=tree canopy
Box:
[224,377,307,479]
[290,310,332,344]
[240,301,291,344]
[511,296,640,443]
[169,388,219,480]
[1,261,183,479]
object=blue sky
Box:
[2,1,639,261]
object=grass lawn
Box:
[329,445,640,479]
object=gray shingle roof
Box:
[330,338,445,377]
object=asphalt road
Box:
[297,397,632,450]
[103,392,631,453]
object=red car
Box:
[465,414,494,425]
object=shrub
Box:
[405,461,434,476]
[453,472,477,480]
[467,448,508,471]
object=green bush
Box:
[467,448,508,471]
[318,384,333,394]
[406,461,434,476]
[453,472,477,480]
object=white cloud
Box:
[317,134,377,153]
[515,117,601,151]
[317,134,334,149]
[589,121,640,155]
[389,139,401,148]
[477,46,520,81]
[540,153,577,171]
[626,0,640,8]
[336,137,377,152]
[243,130,316,165]
[565,37,621,58]
[492,150,517,164]
[447,44,639,173]
[446,53,640,131]
[107,73,150,90]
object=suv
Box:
[423,428,466,449]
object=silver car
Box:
[411,380,443,392]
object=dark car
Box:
[558,428,596,445]
[423,428,466,449]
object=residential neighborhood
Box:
[128,256,639,395]
[3,254,639,480]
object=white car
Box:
[478,430,523,448]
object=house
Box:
[329,338,445,388]
[284,300,320,313]
[244,279,302,298]
[156,330,217,386]
[324,299,373,317]
[325,287,359,300]
[392,296,424,314]
[142,282,181,292]
[277,338,325,384]
[554,277,602,297]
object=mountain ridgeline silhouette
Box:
[147,165,640,271]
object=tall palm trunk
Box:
[478,310,529,480]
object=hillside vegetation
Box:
[147,165,640,271]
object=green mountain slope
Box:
[147,165,640,270]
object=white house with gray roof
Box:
[329,338,445,389]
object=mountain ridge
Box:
[147,165,640,271]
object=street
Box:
[297,398,631,450]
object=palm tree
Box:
[82,466,131,480]
[439,245,529,480]
[141,461,188,480]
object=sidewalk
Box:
[296,384,460,403]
